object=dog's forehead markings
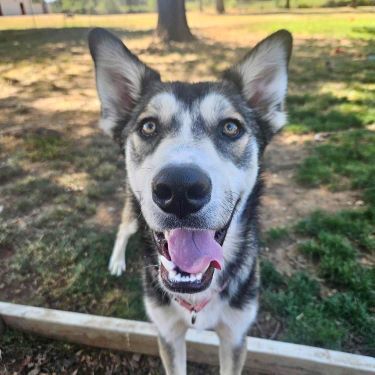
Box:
[199,92,243,125]
[143,92,181,124]
[179,109,194,139]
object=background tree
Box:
[216,0,225,13]
[156,0,194,42]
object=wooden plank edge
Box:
[0,302,374,375]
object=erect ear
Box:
[88,28,160,137]
[223,29,292,134]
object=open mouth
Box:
[153,223,231,294]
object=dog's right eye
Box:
[140,119,158,137]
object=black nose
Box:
[152,164,212,218]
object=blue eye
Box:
[222,120,242,138]
[140,119,157,136]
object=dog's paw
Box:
[108,255,126,276]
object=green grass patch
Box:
[296,130,375,203]
[0,13,374,40]
[23,133,72,162]
[261,260,374,353]
[0,220,21,250]
[7,221,145,320]
[261,205,374,353]
[263,227,290,244]
[287,93,373,133]
[245,14,375,39]
[296,210,374,299]
[91,162,119,181]
[4,176,64,216]
[86,180,118,199]
[73,195,97,215]
[296,209,375,252]
[0,161,24,184]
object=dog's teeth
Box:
[168,270,177,280]
[166,270,202,283]
[160,256,175,271]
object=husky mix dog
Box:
[88,28,292,375]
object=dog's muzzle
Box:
[149,164,239,294]
[152,199,239,294]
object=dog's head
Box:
[89,28,292,295]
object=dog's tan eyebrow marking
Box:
[139,92,180,124]
[199,93,244,126]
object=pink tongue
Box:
[166,229,223,274]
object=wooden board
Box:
[1,302,374,374]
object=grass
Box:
[265,126,375,354]
[0,12,374,40]
[2,214,146,319]
[297,209,375,251]
[0,10,374,368]
[263,226,290,243]
[296,130,375,203]
[3,177,64,216]
[22,133,72,162]
[261,260,374,354]
[0,161,24,184]
[262,129,374,354]
[287,93,374,133]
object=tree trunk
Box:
[216,0,225,14]
[285,0,290,8]
[156,0,194,42]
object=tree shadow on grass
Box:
[0,103,146,319]
[0,27,154,63]
[287,92,369,133]
[352,26,375,36]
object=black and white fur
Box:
[89,28,292,375]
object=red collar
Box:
[174,281,228,324]
[174,296,211,313]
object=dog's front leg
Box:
[145,298,188,375]
[158,331,187,375]
[108,191,138,276]
[218,333,247,375]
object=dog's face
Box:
[89,28,292,295]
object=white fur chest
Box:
[145,293,258,344]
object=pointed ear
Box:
[88,28,161,137]
[223,30,292,133]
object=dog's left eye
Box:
[221,120,242,138]
[140,119,158,137]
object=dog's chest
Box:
[145,292,258,344]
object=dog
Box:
[89,28,292,375]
